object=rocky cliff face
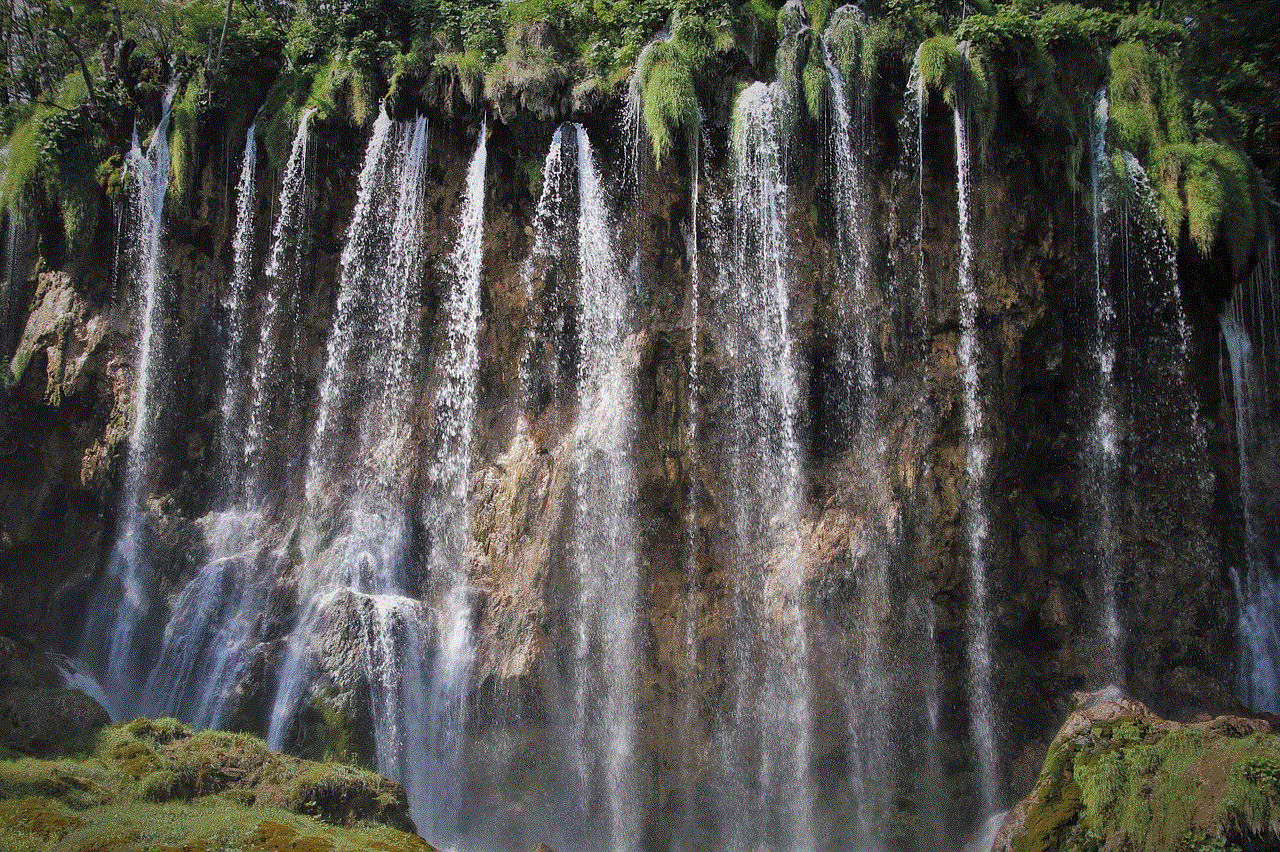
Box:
[0,45,1253,851]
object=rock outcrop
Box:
[995,690,1280,852]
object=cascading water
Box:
[139,122,275,728]
[217,123,258,501]
[821,12,902,845]
[565,123,640,852]
[953,57,999,816]
[900,46,947,849]
[904,44,929,344]
[416,119,488,844]
[1088,90,1123,681]
[519,125,573,425]
[77,81,179,719]
[716,80,815,852]
[245,108,314,503]
[268,112,442,837]
[1223,246,1279,712]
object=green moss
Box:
[435,51,487,106]
[1076,749,1126,835]
[804,0,833,34]
[257,55,376,173]
[1109,41,1189,164]
[801,40,827,121]
[0,757,118,808]
[309,700,360,766]
[1103,38,1269,266]
[1008,715,1280,852]
[8,345,31,390]
[634,26,707,167]
[0,796,85,844]
[284,762,402,828]
[0,117,42,214]
[141,769,184,802]
[777,0,808,39]
[126,717,195,747]
[0,73,117,255]
[917,35,960,104]
[1155,142,1262,275]
[168,78,202,211]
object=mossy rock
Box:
[0,687,111,757]
[284,763,414,833]
[485,50,573,125]
[996,695,1280,852]
[0,795,85,842]
[0,713,426,850]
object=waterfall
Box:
[716,80,815,852]
[269,112,436,833]
[217,123,259,502]
[1088,90,1123,681]
[567,123,640,852]
[77,81,179,719]
[140,112,314,729]
[245,108,314,503]
[416,119,488,843]
[519,125,572,425]
[303,107,400,502]
[1,203,26,366]
[674,115,714,850]
[822,12,902,845]
[1223,245,1280,712]
[141,511,275,727]
[904,44,929,344]
[954,63,999,814]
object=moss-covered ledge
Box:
[0,639,435,851]
[994,691,1280,852]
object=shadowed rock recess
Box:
[1,0,1278,850]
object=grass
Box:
[0,72,117,254]
[0,715,431,852]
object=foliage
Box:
[434,51,487,106]
[633,16,719,166]
[1106,35,1267,274]
[916,34,959,103]
[0,72,124,254]
[1179,0,1280,188]
[637,44,700,165]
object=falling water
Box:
[953,66,998,814]
[217,123,258,501]
[822,13,901,844]
[78,81,179,719]
[1088,90,1123,681]
[1,202,26,365]
[519,125,572,425]
[303,108,398,499]
[141,512,275,726]
[904,44,929,344]
[139,114,301,729]
[269,113,436,840]
[1223,245,1280,712]
[717,80,814,852]
[416,119,488,843]
[246,108,314,502]
[563,123,641,852]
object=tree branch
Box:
[50,27,98,113]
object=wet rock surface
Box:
[0,62,1246,845]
